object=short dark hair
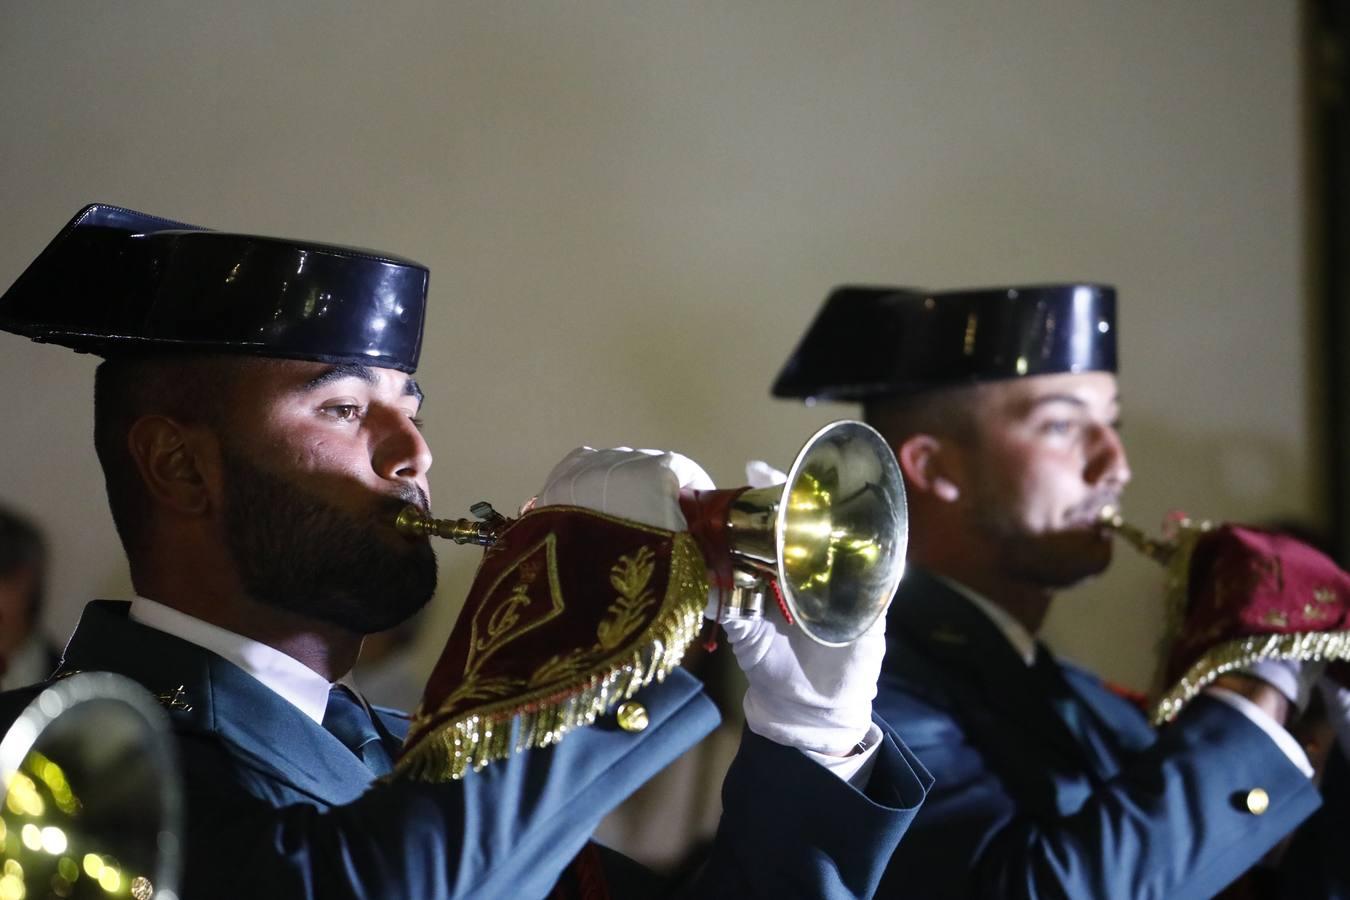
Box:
[0,504,47,619]
[92,354,241,564]
[863,384,980,449]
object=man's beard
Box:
[218,446,438,634]
[969,489,1117,591]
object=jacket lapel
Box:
[371,704,411,753]
[204,656,384,805]
[60,601,381,807]
[886,571,1112,807]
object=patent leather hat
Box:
[0,204,428,372]
[772,283,1117,402]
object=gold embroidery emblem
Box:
[600,546,658,649]
[396,507,710,782]
[156,685,192,711]
[1261,611,1289,629]
[1303,602,1336,623]
[466,534,566,674]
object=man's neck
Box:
[135,573,362,681]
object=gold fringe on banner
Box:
[1151,629,1350,725]
[394,533,708,782]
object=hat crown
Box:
[0,204,428,372]
[773,283,1117,401]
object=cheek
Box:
[1016,456,1092,522]
[982,443,1083,524]
[294,438,373,483]
[246,419,370,482]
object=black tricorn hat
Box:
[0,204,428,372]
[772,284,1117,402]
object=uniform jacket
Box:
[873,569,1330,900]
[0,601,930,900]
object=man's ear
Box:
[895,434,962,503]
[126,416,219,516]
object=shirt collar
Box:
[932,575,1038,666]
[128,596,357,724]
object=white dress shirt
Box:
[128,596,358,725]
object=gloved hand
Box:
[714,457,882,756]
[744,459,787,489]
[709,591,883,757]
[535,446,715,529]
[1242,659,1325,714]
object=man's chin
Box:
[1008,529,1114,589]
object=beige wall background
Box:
[0,1,1319,691]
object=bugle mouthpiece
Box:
[1097,505,1175,565]
[394,504,502,546]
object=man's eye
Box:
[409,416,425,431]
[324,405,362,422]
[1041,420,1076,436]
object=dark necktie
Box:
[1032,645,1116,776]
[322,685,394,777]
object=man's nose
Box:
[1085,425,1131,490]
[371,407,433,483]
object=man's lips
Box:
[1064,499,1121,530]
[384,484,430,515]
[378,489,432,540]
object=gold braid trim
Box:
[1149,520,1212,696]
[392,533,708,781]
[1151,629,1350,726]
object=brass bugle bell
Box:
[395,420,909,647]
[678,420,908,646]
[0,673,182,900]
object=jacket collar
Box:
[886,568,1032,677]
[886,570,1114,784]
[60,600,395,806]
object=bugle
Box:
[395,420,909,646]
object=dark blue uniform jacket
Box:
[0,601,930,899]
[874,569,1342,900]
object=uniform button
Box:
[616,701,649,733]
[1245,788,1270,815]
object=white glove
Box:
[718,457,880,756]
[535,447,715,529]
[745,459,788,489]
[1318,678,1350,764]
[541,449,883,756]
[710,593,883,756]
[1243,659,1325,713]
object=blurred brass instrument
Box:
[1098,504,1217,692]
[396,420,909,647]
[1097,504,1212,610]
[0,673,181,900]
[1098,505,1180,565]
